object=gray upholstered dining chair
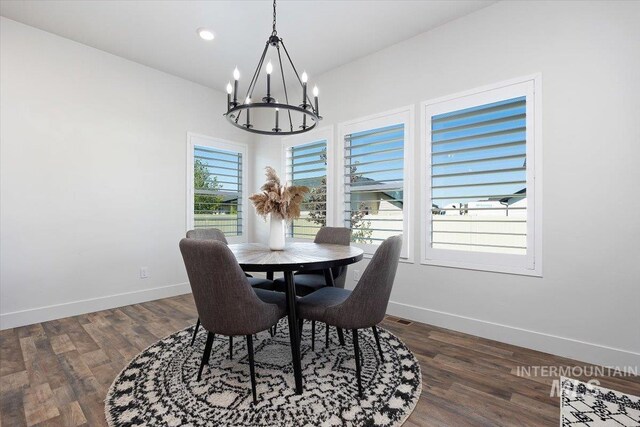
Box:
[297,235,402,398]
[272,226,351,348]
[186,228,275,348]
[186,228,227,241]
[179,238,286,404]
[186,228,274,289]
[273,227,351,294]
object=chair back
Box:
[314,227,351,246]
[179,238,278,335]
[186,228,228,244]
[330,235,402,328]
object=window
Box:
[339,107,413,259]
[422,76,541,275]
[283,127,334,240]
[187,133,247,241]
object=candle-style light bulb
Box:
[313,85,319,116]
[274,100,280,132]
[245,97,251,128]
[301,71,308,108]
[265,61,273,101]
[226,82,233,111]
[232,67,239,104]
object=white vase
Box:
[269,213,286,250]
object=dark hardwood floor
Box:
[1,294,638,426]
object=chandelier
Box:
[223,0,321,136]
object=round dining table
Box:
[227,242,364,394]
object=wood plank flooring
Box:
[1,294,638,426]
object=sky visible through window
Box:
[431,96,526,210]
[289,142,326,183]
[347,125,404,187]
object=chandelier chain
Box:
[281,40,316,111]
[272,0,277,36]
[276,45,294,132]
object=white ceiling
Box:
[1,1,495,92]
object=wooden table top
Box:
[228,242,364,272]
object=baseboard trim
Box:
[0,283,192,330]
[3,288,637,367]
[387,301,640,368]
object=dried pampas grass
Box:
[249,167,309,221]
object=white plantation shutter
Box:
[344,123,405,245]
[193,145,243,236]
[423,78,540,275]
[431,96,527,254]
[286,140,327,239]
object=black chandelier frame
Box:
[223,1,321,136]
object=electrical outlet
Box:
[353,269,361,281]
[139,267,150,279]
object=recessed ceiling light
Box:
[197,28,215,41]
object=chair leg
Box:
[269,320,279,337]
[372,326,384,362]
[229,335,233,359]
[352,329,363,398]
[325,324,330,348]
[190,318,200,346]
[337,327,345,346]
[197,332,214,381]
[311,320,316,351]
[246,334,257,404]
[298,319,304,341]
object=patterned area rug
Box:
[105,321,421,426]
[561,377,640,426]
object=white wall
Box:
[252,1,640,367]
[2,2,639,368]
[0,18,257,328]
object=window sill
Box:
[420,258,542,277]
[361,252,415,264]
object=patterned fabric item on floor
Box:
[105,320,421,426]
[561,376,640,426]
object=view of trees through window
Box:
[288,140,373,242]
[344,124,405,244]
[193,145,242,236]
[287,141,326,239]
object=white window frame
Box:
[420,74,542,276]
[186,132,248,243]
[282,126,335,242]
[337,106,415,261]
